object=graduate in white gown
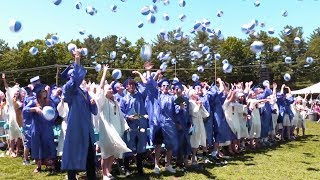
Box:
[247,90,270,148]
[293,94,308,136]
[56,98,68,156]
[223,90,248,153]
[95,65,131,180]
[2,73,22,157]
[269,83,279,141]
[188,89,209,164]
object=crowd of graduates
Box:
[0,49,320,180]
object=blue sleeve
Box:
[22,99,36,117]
[62,63,86,104]
[286,96,294,105]
[171,96,178,124]
[145,77,159,100]
[119,97,129,120]
[88,93,98,115]
[257,88,272,99]
[137,83,148,100]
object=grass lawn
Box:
[1,120,320,180]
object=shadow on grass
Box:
[301,161,311,165]
[39,134,317,179]
[116,165,218,180]
[303,153,315,158]
[215,134,317,167]
[307,167,320,171]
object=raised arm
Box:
[217,78,225,92]
[99,65,109,90]
[272,82,277,96]
[132,70,147,84]
[286,86,292,95]
[280,84,285,94]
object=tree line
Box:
[0,25,319,90]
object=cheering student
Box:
[293,94,308,136]
[56,97,68,157]
[223,90,248,154]
[22,83,57,172]
[22,85,35,165]
[173,82,191,170]
[144,63,178,174]
[96,65,131,180]
[61,48,98,180]
[277,84,294,140]
[194,81,214,163]
[2,73,23,158]
[119,70,149,176]
[188,89,210,165]
[208,78,235,158]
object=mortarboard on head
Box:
[51,84,57,90]
[60,65,74,81]
[33,84,47,94]
[158,78,170,87]
[30,76,40,84]
[172,77,179,85]
[193,81,203,89]
[174,82,183,90]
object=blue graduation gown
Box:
[208,85,236,144]
[145,78,178,151]
[257,88,273,138]
[61,63,98,171]
[22,95,36,149]
[120,84,148,155]
[174,95,191,156]
[22,100,57,160]
[114,92,125,103]
[276,93,294,123]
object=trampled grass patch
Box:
[1,120,320,180]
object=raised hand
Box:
[73,48,82,61]
[132,70,140,75]
[90,99,96,105]
[103,64,109,72]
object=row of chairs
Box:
[0,120,9,139]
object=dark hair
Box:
[126,79,136,87]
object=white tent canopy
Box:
[291,82,320,95]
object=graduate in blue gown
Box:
[208,78,236,157]
[173,82,191,168]
[61,49,98,180]
[276,84,294,140]
[119,71,148,175]
[256,81,273,143]
[22,86,35,165]
[144,64,178,174]
[22,83,57,173]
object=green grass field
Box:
[1,120,320,180]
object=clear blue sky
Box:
[1,0,319,47]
